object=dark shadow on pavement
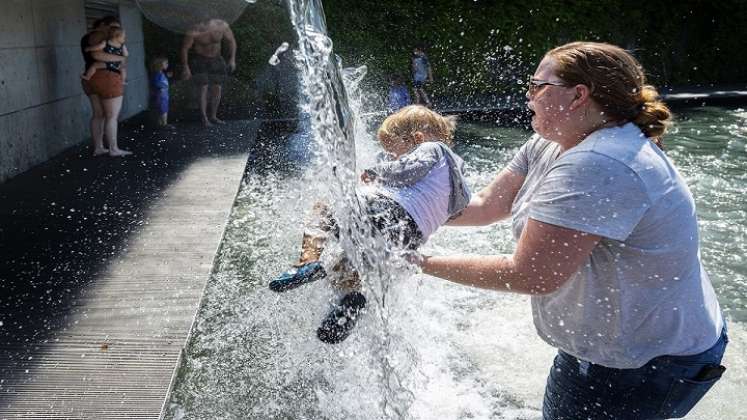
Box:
[0,116,256,355]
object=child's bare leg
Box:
[317,258,366,344]
[328,259,361,294]
[295,201,335,266]
[81,62,105,80]
[269,201,334,293]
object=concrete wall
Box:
[0,0,148,183]
[118,1,148,121]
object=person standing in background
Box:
[80,16,131,157]
[386,74,411,113]
[411,45,433,107]
[149,56,173,129]
[180,18,237,127]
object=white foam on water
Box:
[167,122,747,419]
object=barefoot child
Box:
[270,105,471,344]
[81,27,128,82]
[149,56,172,128]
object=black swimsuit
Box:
[102,42,124,73]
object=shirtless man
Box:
[180,19,237,127]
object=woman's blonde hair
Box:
[548,41,671,148]
[150,56,168,74]
[378,105,457,146]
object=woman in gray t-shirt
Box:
[416,42,726,419]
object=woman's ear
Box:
[569,84,592,111]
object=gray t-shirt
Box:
[507,123,723,369]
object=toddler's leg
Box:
[327,258,361,293]
[269,201,336,292]
[317,290,366,344]
[81,64,99,80]
[295,201,336,266]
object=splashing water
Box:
[269,42,290,66]
[167,107,747,420]
[164,1,747,418]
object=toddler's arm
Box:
[85,41,106,52]
[152,73,169,90]
[364,143,441,187]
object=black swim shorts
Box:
[189,54,228,85]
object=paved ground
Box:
[0,118,260,419]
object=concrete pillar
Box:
[0,0,149,183]
[119,0,148,120]
[0,0,87,182]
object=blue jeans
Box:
[543,328,728,420]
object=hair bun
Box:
[633,85,671,141]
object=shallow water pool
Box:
[167,106,747,420]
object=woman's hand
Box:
[403,251,425,267]
[360,171,375,184]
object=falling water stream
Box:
[164,1,747,419]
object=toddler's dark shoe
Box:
[269,261,326,292]
[317,292,367,344]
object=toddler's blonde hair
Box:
[150,56,168,74]
[378,105,456,147]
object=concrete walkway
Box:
[0,119,259,419]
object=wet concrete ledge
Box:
[0,117,262,419]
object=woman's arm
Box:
[447,168,525,226]
[421,218,600,295]
[90,50,126,62]
[88,32,125,62]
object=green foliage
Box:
[143,0,746,101]
[322,0,747,96]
